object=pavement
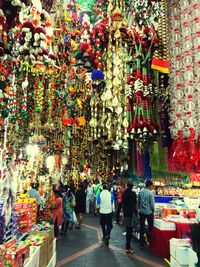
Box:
[56,214,168,267]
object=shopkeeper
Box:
[28,183,41,217]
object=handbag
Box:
[131,213,138,228]
[71,196,76,208]
[72,211,78,224]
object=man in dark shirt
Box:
[122,182,138,253]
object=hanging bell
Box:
[131,128,135,134]
[83,52,89,59]
[143,127,148,135]
[137,128,142,134]
[76,59,83,66]
[153,129,157,134]
[84,61,92,71]
[122,142,129,150]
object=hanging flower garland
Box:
[7,68,17,122]
[20,75,28,119]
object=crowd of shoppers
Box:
[47,177,156,254]
[30,177,200,264]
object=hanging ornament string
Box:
[21,75,28,119]
[7,68,17,122]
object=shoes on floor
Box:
[75,226,81,230]
[125,248,134,253]
[140,245,145,250]
[104,236,109,246]
[59,232,65,236]
[122,232,126,236]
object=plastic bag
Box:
[71,197,76,208]
[72,211,78,224]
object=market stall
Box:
[0,0,199,266]
[150,195,200,258]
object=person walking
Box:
[75,183,86,229]
[86,182,94,213]
[97,184,115,246]
[94,180,102,215]
[115,185,124,224]
[61,186,75,234]
[138,180,155,249]
[52,190,63,238]
[122,182,138,253]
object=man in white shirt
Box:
[97,184,115,245]
[86,182,94,213]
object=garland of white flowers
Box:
[129,0,162,27]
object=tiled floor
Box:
[56,215,168,267]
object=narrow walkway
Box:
[56,215,168,267]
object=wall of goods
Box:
[0,0,199,265]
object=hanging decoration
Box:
[168,0,200,172]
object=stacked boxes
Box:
[47,239,56,267]
[24,246,40,267]
[0,238,30,267]
[170,238,197,267]
[188,248,198,267]
[29,226,54,267]
[14,198,38,233]
[154,219,176,231]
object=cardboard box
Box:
[170,239,177,259]
[170,256,189,267]
[47,252,56,267]
[39,241,48,267]
[29,226,54,240]
[48,239,53,263]
[188,248,198,267]
[176,246,189,266]
[53,238,56,254]
[171,256,178,267]
[170,239,190,266]
[24,246,40,267]
[29,227,54,267]
[154,219,176,231]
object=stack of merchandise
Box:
[154,197,199,220]
[4,212,19,243]
[14,196,38,233]
[29,221,54,267]
[0,238,30,267]
[0,216,5,245]
[154,219,176,231]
